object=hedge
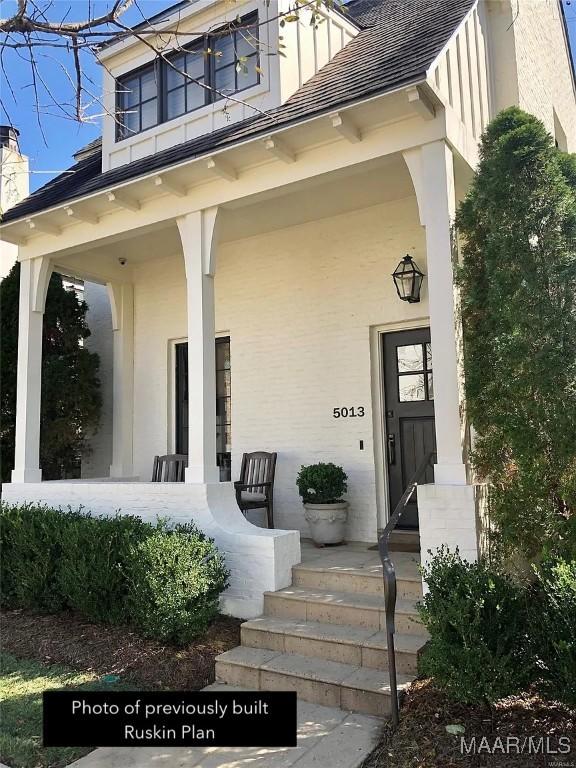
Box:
[418,547,576,707]
[0,503,229,644]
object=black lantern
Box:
[392,255,425,303]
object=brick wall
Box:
[131,196,428,542]
[487,0,576,150]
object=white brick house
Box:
[1,0,575,620]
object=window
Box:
[117,64,159,140]
[212,14,259,99]
[396,342,434,402]
[175,338,232,482]
[116,12,259,140]
[166,42,206,120]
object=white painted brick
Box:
[2,481,301,619]
[128,198,427,543]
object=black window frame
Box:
[116,60,161,141]
[116,11,260,141]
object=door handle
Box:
[387,434,396,465]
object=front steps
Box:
[216,543,428,718]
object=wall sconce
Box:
[392,255,425,303]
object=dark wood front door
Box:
[382,328,436,529]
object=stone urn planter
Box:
[304,502,349,545]
[296,462,349,546]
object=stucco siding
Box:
[131,196,427,542]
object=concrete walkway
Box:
[68,684,381,768]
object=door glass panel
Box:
[397,344,423,372]
[399,374,426,402]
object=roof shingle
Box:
[2,0,475,224]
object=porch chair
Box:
[152,454,187,482]
[234,452,277,528]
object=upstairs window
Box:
[117,63,159,140]
[116,12,259,140]
[212,14,259,99]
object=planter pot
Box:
[303,502,349,545]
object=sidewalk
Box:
[68,685,382,768]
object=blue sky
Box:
[1,0,576,192]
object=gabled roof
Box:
[2,0,475,224]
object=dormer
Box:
[98,0,358,171]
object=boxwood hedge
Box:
[0,502,229,644]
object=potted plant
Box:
[296,462,348,545]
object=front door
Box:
[382,328,435,529]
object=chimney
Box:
[0,125,20,152]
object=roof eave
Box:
[1,76,428,233]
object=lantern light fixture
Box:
[392,255,425,303]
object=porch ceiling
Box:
[52,153,416,283]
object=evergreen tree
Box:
[456,107,576,562]
[1,263,101,481]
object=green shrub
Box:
[125,523,228,644]
[296,463,347,504]
[0,503,66,612]
[0,503,229,644]
[56,512,150,624]
[530,558,576,706]
[418,548,533,704]
[455,107,576,563]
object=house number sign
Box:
[333,406,365,418]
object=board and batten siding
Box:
[131,195,427,542]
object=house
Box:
[1,0,574,649]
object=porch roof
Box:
[2,0,475,225]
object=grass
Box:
[0,651,139,768]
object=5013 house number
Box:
[333,406,365,418]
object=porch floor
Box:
[299,539,421,582]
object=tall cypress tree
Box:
[456,107,576,562]
[1,263,101,481]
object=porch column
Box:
[177,208,220,484]
[11,256,52,483]
[107,282,134,478]
[403,141,466,484]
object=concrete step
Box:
[241,616,423,675]
[292,554,421,599]
[264,587,426,636]
[215,647,413,717]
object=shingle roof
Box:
[2,0,475,224]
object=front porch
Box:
[5,122,480,617]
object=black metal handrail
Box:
[377,450,436,726]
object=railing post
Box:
[379,451,436,727]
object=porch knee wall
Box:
[2,482,301,619]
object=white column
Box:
[107,282,134,478]
[11,256,52,483]
[404,141,467,484]
[177,209,220,484]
